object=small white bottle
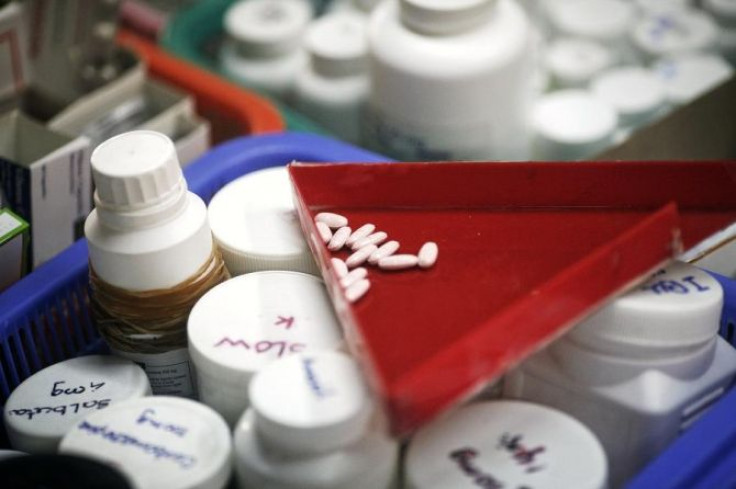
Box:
[3,355,150,454]
[366,0,536,161]
[187,272,344,426]
[503,261,736,487]
[220,0,313,100]
[85,130,215,398]
[405,400,608,489]
[545,37,616,89]
[59,396,232,489]
[293,11,370,144]
[233,351,399,489]
[631,9,720,62]
[207,166,319,276]
[653,53,734,106]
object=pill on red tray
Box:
[379,254,419,270]
[418,242,438,268]
[315,212,348,228]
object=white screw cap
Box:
[591,67,667,128]
[307,11,369,77]
[400,0,497,35]
[91,130,184,209]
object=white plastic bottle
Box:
[632,9,720,62]
[405,400,608,489]
[293,11,370,144]
[545,37,616,89]
[85,130,215,398]
[653,53,734,106]
[220,0,313,100]
[503,261,736,487]
[233,351,399,489]
[366,0,536,161]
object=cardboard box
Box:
[0,206,29,292]
[0,111,91,268]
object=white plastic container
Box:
[207,166,318,276]
[632,9,720,61]
[233,351,399,489]
[532,90,617,160]
[503,261,736,487]
[366,0,536,161]
[188,271,344,426]
[85,130,213,398]
[3,355,150,454]
[653,54,734,105]
[545,37,616,89]
[220,0,313,100]
[293,11,370,144]
[59,396,232,489]
[405,400,608,489]
[591,66,667,130]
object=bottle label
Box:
[113,348,197,399]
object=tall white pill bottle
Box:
[366,0,536,161]
[503,261,736,487]
[233,351,399,489]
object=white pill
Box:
[340,267,368,288]
[331,257,348,278]
[346,223,376,246]
[316,221,333,244]
[418,242,438,269]
[328,226,352,251]
[345,279,370,303]
[315,212,348,228]
[352,231,388,250]
[368,240,400,265]
[379,254,419,270]
[346,244,378,268]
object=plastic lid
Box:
[0,454,133,489]
[247,351,372,455]
[546,37,615,88]
[208,167,318,276]
[654,54,734,105]
[224,0,312,57]
[188,272,343,384]
[549,0,634,42]
[3,355,151,454]
[306,11,369,77]
[405,401,608,489]
[568,261,723,355]
[591,67,666,128]
[92,130,184,210]
[59,397,232,489]
[400,0,497,35]
[704,0,736,27]
[632,10,719,59]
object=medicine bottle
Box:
[503,261,736,487]
[188,271,344,426]
[366,0,536,161]
[653,54,734,106]
[293,11,370,144]
[59,396,232,489]
[405,400,608,489]
[220,0,313,100]
[85,130,226,398]
[233,351,399,489]
[545,37,616,89]
[4,355,150,454]
[632,9,720,61]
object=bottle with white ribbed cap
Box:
[220,0,313,100]
[545,37,616,89]
[504,261,736,487]
[631,9,720,62]
[366,0,536,161]
[3,355,150,454]
[207,166,318,276]
[653,54,734,106]
[293,11,370,144]
[187,272,344,426]
[233,351,399,489]
[59,396,232,489]
[405,400,608,489]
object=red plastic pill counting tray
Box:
[289,160,736,435]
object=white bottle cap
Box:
[569,262,723,356]
[532,90,617,160]
[224,0,312,57]
[591,66,667,129]
[653,54,734,105]
[59,396,232,489]
[548,0,634,43]
[3,355,151,454]
[632,10,720,60]
[207,167,318,276]
[405,400,608,489]
[306,11,369,77]
[188,272,344,424]
[545,37,616,88]
[400,0,497,35]
[704,0,736,28]
[246,351,371,455]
